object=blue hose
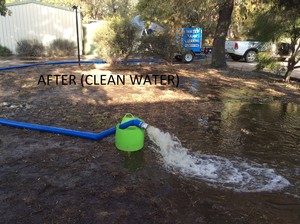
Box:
[0,118,147,140]
[0,59,153,138]
[0,60,105,71]
[0,59,160,71]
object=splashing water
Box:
[147,126,290,192]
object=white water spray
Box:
[147,126,290,192]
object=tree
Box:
[275,0,300,82]
[247,0,300,82]
[211,0,234,68]
[39,0,136,21]
[0,0,8,16]
[94,16,139,63]
[229,0,266,40]
[137,0,237,67]
[137,0,218,44]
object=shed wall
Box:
[0,3,82,54]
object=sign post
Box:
[72,5,80,66]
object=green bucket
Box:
[115,113,145,152]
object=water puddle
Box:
[147,125,290,192]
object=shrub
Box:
[48,38,76,57]
[94,16,140,63]
[137,28,181,63]
[256,52,282,72]
[16,39,45,57]
[0,45,12,57]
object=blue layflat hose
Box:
[0,59,153,139]
[0,59,160,71]
[0,118,147,140]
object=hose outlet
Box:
[140,122,149,129]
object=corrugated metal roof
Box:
[6,0,73,12]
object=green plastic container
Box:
[115,113,145,152]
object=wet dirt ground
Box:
[0,63,300,223]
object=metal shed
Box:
[0,0,82,54]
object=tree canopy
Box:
[41,0,137,21]
[137,0,218,45]
[246,0,300,82]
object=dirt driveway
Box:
[226,59,300,80]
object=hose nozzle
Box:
[119,119,149,130]
[140,122,149,129]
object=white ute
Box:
[225,40,267,63]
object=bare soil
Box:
[0,63,299,223]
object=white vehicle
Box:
[225,40,267,63]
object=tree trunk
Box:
[284,69,292,83]
[284,38,300,82]
[211,0,234,68]
[284,57,296,83]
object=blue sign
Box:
[182,28,202,53]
